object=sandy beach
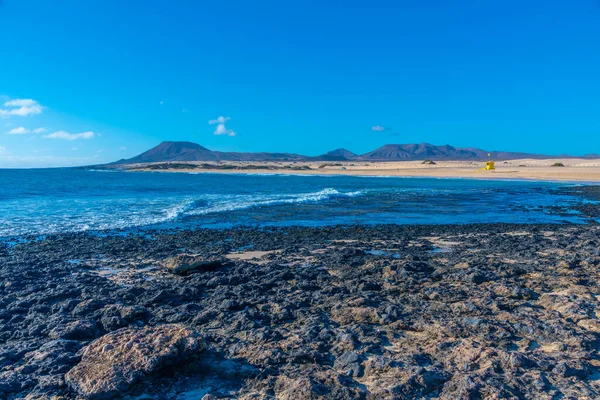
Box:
[127,158,600,182]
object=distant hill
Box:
[123,141,305,163]
[112,141,599,165]
[309,148,358,161]
[360,143,545,161]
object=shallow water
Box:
[0,168,592,237]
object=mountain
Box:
[309,148,358,161]
[124,141,216,163]
[112,141,599,165]
[360,143,547,161]
[361,143,475,161]
[121,141,305,163]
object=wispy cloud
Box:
[6,126,46,135]
[371,125,386,132]
[119,146,127,151]
[209,116,236,136]
[43,131,95,140]
[0,99,44,117]
[0,146,7,155]
[209,116,231,125]
[7,127,29,135]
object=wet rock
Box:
[65,324,205,399]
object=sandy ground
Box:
[129,158,600,182]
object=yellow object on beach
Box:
[482,161,495,171]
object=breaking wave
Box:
[172,188,363,218]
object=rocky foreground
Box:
[1,224,600,399]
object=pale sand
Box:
[131,158,600,182]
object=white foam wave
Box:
[183,188,362,217]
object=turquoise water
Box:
[0,169,591,237]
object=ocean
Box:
[0,168,593,238]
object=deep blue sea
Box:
[0,169,593,238]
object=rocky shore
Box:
[2,223,600,399]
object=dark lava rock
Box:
[2,223,600,399]
[334,351,363,377]
[162,254,227,276]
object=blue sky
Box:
[1,0,599,167]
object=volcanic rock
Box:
[65,324,204,399]
[162,254,227,276]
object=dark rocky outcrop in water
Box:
[2,223,600,398]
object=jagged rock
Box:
[65,324,205,399]
[48,320,98,340]
[3,224,600,399]
[274,370,366,399]
[334,351,362,377]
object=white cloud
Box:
[43,131,95,140]
[71,147,78,151]
[371,125,386,132]
[0,99,44,117]
[33,128,46,134]
[209,116,236,136]
[4,99,37,107]
[8,127,29,135]
[119,146,127,151]
[208,116,231,125]
[0,146,7,155]
[213,123,236,136]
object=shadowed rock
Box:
[65,324,205,399]
[162,254,227,276]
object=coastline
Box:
[126,161,600,182]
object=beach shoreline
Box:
[120,158,600,182]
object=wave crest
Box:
[173,188,362,218]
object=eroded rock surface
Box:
[65,324,204,399]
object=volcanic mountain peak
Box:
[309,148,358,161]
[326,148,357,158]
[124,141,214,163]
